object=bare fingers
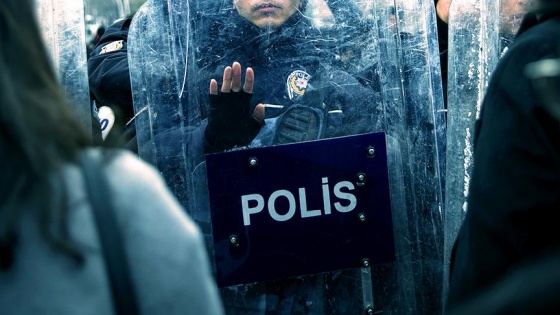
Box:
[230,62,242,92]
[243,67,254,94]
[209,79,218,95]
[221,66,233,93]
[214,62,254,94]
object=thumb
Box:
[253,104,265,122]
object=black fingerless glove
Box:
[204,90,264,153]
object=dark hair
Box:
[0,0,90,269]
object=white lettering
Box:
[322,177,332,215]
[334,181,357,212]
[241,194,265,226]
[268,190,296,222]
[240,178,359,225]
[299,188,321,218]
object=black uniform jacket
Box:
[88,18,133,119]
[446,14,560,314]
[88,18,137,151]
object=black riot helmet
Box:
[528,0,560,13]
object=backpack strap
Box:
[78,151,140,315]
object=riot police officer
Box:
[88,0,383,158]
[181,1,383,313]
[88,15,136,151]
[198,0,383,155]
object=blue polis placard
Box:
[205,132,395,287]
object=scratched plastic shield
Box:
[128,0,445,313]
[36,0,92,136]
[443,0,529,299]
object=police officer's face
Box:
[234,0,302,28]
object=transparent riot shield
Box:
[443,0,529,302]
[36,0,92,135]
[128,0,444,313]
[380,2,447,312]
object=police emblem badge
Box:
[286,70,311,101]
[100,40,123,54]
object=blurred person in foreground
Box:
[446,0,560,313]
[0,0,224,314]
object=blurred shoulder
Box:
[103,149,161,184]
[84,148,201,239]
[77,148,222,314]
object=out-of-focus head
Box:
[0,0,61,128]
[500,0,530,35]
[233,0,303,28]
[0,0,56,99]
[0,0,87,169]
[0,0,89,271]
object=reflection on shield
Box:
[443,0,528,300]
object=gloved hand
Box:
[204,62,264,153]
[205,90,263,152]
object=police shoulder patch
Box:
[286,70,311,100]
[97,106,115,140]
[100,40,124,54]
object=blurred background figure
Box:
[83,0,146,27]
[87,25,106,58]
[0,0,225,313]
[85,14,103,44]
